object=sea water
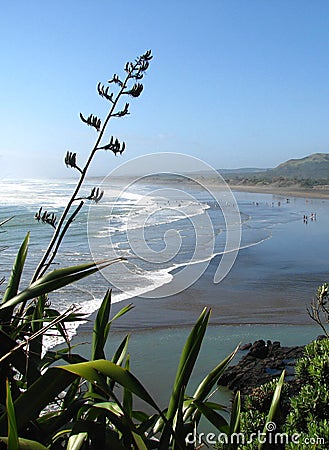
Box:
[0,178,327,349]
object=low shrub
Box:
[228,338,329,450]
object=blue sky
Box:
[1,0,329,178]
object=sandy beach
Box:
[82,187,329,333]
[228,183,329,199]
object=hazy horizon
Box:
[1,150,326,181]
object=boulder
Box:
[218,340,305,396]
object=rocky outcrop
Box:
[218,339,305,396]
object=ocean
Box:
[0,177,270,317]
[0,177,326,404]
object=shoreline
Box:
[83,315,317,333]
[228,183,329,199]
[80,188,329,334]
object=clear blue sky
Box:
[1,0,329,178]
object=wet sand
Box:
[105,252,324,332]
[77,187,329,335]
[83,198,329,332]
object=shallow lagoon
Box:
[73,323,319,409]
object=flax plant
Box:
[0,51,152,401]
[32,50,152,282]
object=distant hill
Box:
[107,153,329,188]
[224,153,329,186]
[269,153,329,180]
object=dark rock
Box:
[249,339,269,359]
[240,342,252,351]
[265,368,282,376]
[218,339,305,396]
[285,366,296,376]
[317,334,327,341]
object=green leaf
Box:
[230,390,240,434]
[0,437,48,449]
[6,379,19,450]
[63,377,81,410]
[109,334,130,390]
[193,345,239,400]
[92,290,133,361]
[32,259,113,286]
[40,346,87,371]
[123,355,133,418]
[157,308,211,448]
[109,302,134,324]
[31,295,46,333]
[59,360,161,413]
[92,289,111,361]
[1,233,29,305]
[132,431,149,450]
[258,370,285,450]
[192,398,229,432]
[229,391,241,450]
[171,387,185,450]
[87,402,149,446]
[92,401,123,416]
[0,368,77,434]
[112,335,130,367]
[183,344,239,423]
[0,259,119,310]
[89,402,132,435]
[169,308,210,418]
[196,400,227,411]
[67,432,88,450]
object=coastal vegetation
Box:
[308,283,329,338]
[0,49,152,393]
[0,51,328,449]
[224,153,329,189]
[216,339,329,449]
